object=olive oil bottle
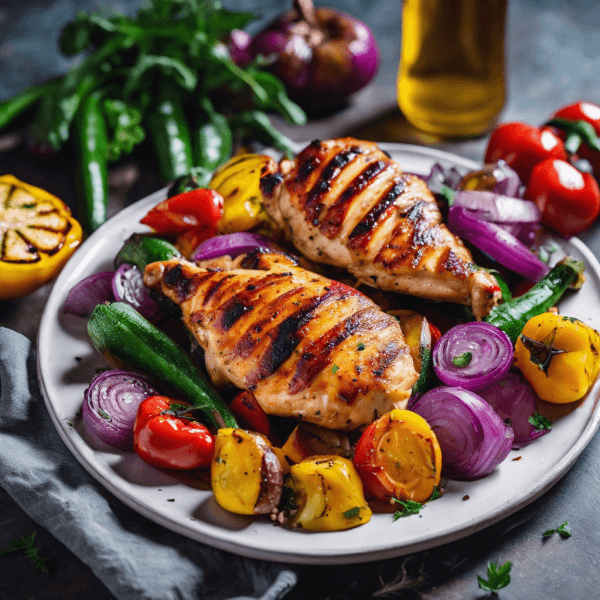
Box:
[398,0,507,137]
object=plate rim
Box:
[37,142,600,564]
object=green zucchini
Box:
[88,302,238,429]
[484,257,585,343]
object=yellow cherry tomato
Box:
[0,175,82,300]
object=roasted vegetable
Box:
[211,428,283,515]
[210,154,279,233]
[515,313,600,403]
[133,396,214,469]
[0,175,82,300]
[353,409,441,503]
[281,423,351,464]
[114,234,181,273]
[284,456,371,531]
[87,302,237,429]
[484,257,585,343]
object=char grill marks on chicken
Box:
[261,138,502,319]
[144,251,418,430]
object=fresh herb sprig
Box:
[543,521,572,538]
[392,498,424,520]
[477,561,512,592]
[0,532,49,575]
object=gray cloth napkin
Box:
[0,327,297,600]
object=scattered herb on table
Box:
[543,521,572,538]
[0,532,49,575]
[392,498,423,520]
[477,561,512,592]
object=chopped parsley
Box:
[451,351,472,367]
[357,342,365,352]
[343,507,360,519]
[439,184,456,206]
[0,532,49,575]
[392,498,423,520]
[528,412,553,431]
[477,561,512,592]
[331,364,339,374]
[543,521,572,538]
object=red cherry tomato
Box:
[133,396,215,470]
[140,188,224,235]
[229,390,271,438]
[524,158,600,236]
[552,102,600,176]
[484,122,567,185]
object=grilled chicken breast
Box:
[144,250,418,430]
[261,138,502,319]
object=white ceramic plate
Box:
[38,143,600,564]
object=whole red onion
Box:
[249,0,380,111]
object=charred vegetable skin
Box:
[353,409,441,503]
[515,313,600,403]
[134,397,214,469]
[0,175,82,300]
[484,257,585,344]
[211,428,283,515]
[87,302,237,429]
[284,456,371,531]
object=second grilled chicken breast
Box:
[144,251,418,430]
[261,138,502,319]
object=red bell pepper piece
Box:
[133,396,215,470]
[484,122,567,185]
[229,390,271,438]
[140,188,224,235]
[524,158,600,237]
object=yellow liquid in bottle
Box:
[398,0,507,137]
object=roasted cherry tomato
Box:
[229,390,271,438]
[133,396,214,470]
[551,102,600,176]
[353,409,441,504]
[484,122,567,185]
[140,188,224,235]
[524,158,600,236]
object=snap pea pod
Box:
[75,91,109,232]
[147,84,194,182]
[484,257,585,343]
[88,302,238,429]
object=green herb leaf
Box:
[439,184,456,206]
[357,343,365,351]
[545,521,572,538]
[477,561,512,592]
[528,412,553,431]
[428,479,447,502]
[451,351,472,367]
[331,364,339,374]
[0,532,49,575]
[392,498,423,520]
[343,507,360,519]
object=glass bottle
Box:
[398,0,507,137]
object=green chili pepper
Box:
[0,81,56,132]
[484,257,585,343]
[193,112,232,172]
[147,84,194,182]
[114,233,181,271]
[88,302,238,429]
[75,91,109,232]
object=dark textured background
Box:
[1,1,600,598]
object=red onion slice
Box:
[63,271,114,317]
[112,264,162,322]
[448,206,549,281]
[478,371,550,448]
[83,369,159,451]
[412,386,514,480]
[191,232,273,261]
[433,322,514,393]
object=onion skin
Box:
[478,371,549,448]
[83,369,159,451]
[412,386,514,481]
[250,3,380,111]
[433,322,514,393]
[228,29,253,67]
[63,271,114,317]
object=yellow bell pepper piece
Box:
[0,175,82,300]
[210,154,277,234]
[285,456,372,532]
[515,312,600,403]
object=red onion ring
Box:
[83,369,159,451]
[112,264,162,322]
[412,386,514,480]
[433,322,513,392]
[191,232,273,261]
[63,271,114,317]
